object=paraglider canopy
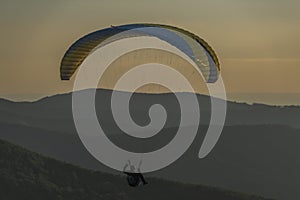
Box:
[60,23,220,83]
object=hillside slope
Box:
[0,139,274,200]
[0,123,299,199]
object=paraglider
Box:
[60,23,225,184]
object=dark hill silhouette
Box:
[0,123,299,199]
[0,139,274,200]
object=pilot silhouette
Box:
[123,160,148,187]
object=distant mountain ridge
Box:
[0,89,299,135]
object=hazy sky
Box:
[0,0,299,104]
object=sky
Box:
[0,0,299,105]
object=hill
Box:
[0,139,274,200]
[0,89,299,135]
[0,123,299,199]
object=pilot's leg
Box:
[139,174,147,185]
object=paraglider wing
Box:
[60,23,220,82]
